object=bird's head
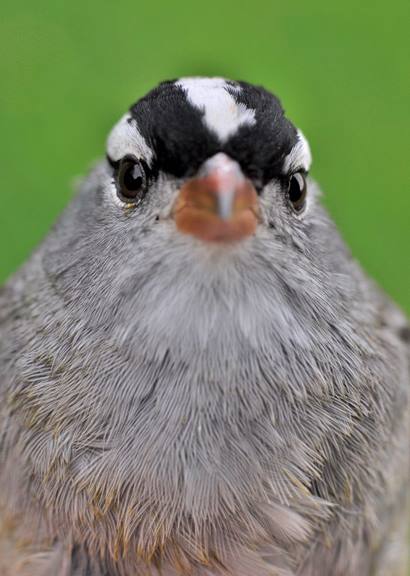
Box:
[105,77,312,245]
[45,77,347,357]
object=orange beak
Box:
[173,153,260,243]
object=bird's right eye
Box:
[115,156,148,204]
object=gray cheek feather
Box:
[0,162,408,576]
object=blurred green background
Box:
[0,0,409,312]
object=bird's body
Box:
[0,78,408,576]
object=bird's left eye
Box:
[116,156,147,204]
[287,172,307,213]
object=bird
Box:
[0,77,408,576]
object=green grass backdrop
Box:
[0,0,409,312]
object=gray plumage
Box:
[0,78,408,576]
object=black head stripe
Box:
[129,79,298,184]
[130,81,219,178]
[226,82,298,183]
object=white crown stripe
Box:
[176,78,256,142]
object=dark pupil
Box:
[289,175,304,203]
[123,163,144,193]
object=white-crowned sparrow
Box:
[0,77,408,576]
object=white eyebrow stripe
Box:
[282,130,312,173]
[106,114,154,165]
[176,77,256,142]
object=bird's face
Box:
[105,77,312,247]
